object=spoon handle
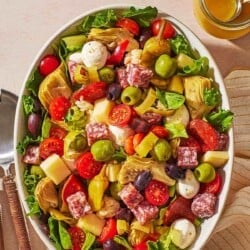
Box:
[3,174,31,250]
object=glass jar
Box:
[193,0,250,39]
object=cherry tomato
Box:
[68,226,85,250]
[106,40,129,65]
[61,175,87,203]
[98,218,117,243]
[72,81,108,104]
[200,172,222,195]
[76,152,103,179]
[109,104,132,127]
[150,125,169,138]
[133,133,145,148]
[49,127,67,139]
[116,18,140,36]
[49,96,71,121]
[151,19,176,39]
[145,180,170,206]
[39,55,60,76]
[39,137,64,159]
[188,119,219,152]
[124,135,135,155]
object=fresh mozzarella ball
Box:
[69,52,83,63]
[109,125,134,146]
[177,169,200,199]
[81,41,108,69]
[170,218,196,249]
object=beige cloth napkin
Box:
[1,69,250,250]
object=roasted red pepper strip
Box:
[106,39,129,65]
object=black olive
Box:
[165,162,186,179]
[139,28,152,48]
[27,112,42,136]
[103,239,121,250]
[130,117,150,133]
[107,83,122,101]
[115,208,133,223]
[134,171,152,191]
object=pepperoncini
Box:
[88,166,109,211]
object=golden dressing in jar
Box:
[193,0,250,39]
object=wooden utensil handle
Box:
[3,175,31,250]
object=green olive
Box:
[30,165,45,179]
[151,139,172,161]
[121,86,142,105]
[91,139,115,161]
[194,163,216,183]
[98,66,115,84]
[155,54,177,79]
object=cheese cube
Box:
[40,154,71,185]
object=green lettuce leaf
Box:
[16,135,42,154]
[170,34,195,58]
[182,57,209,76]
[81,9,117,33]
[81,231,96,250]
[114,235,132,249]
[58,221,72,249]
[25,68,44,96]
[206,108,234,132]
[48,217,63,250]
[122,6,158,27]
[164,123,188,139]
[203,87,221,106]
[156,89,185,110]
[25,195,41,216]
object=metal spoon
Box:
[222,0,250,22]
[0,89,31,250]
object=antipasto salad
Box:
[18,6,234,250]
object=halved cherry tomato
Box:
[76,152,103,179]
[72,81,108,104]
[61,175,87,203]
[116,18,140,36]
[49,96,71,121]
[39,137,64,159]
[68,226,85,250]
[145,180,170,206]
[98,218,117,243]
[39,54,60,76]
[151,18,176,39]
[109,103,132,127]
[200,172,222,195]
[49,127,67,139]
[150,125,169,138]
[106,40,129,65]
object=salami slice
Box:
[191,192,217,218]
[188,119,219,152]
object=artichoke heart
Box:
[184,76,215,119]
[118,155,175,186]
[34,177,59,214]
[38,63,72,110]
[88,28,139,51]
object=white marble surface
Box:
[0,0,249,249]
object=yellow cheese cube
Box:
[40,154,71,185]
